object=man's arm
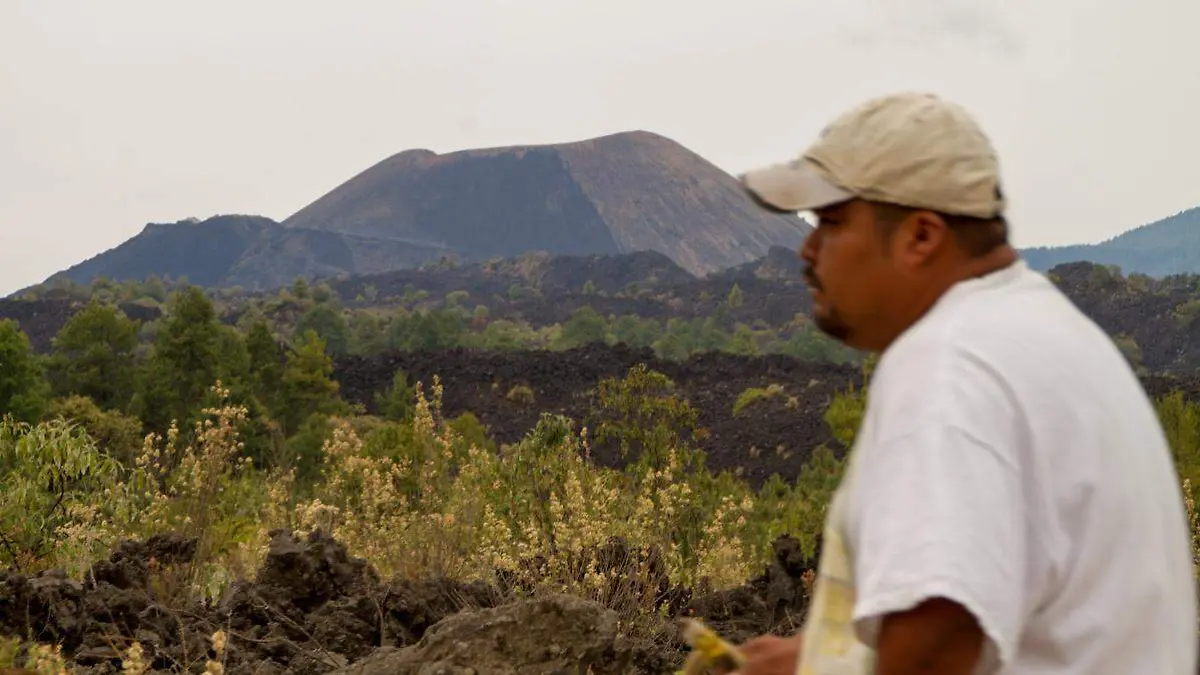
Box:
[874,597,986,675]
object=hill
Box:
[36,215,454,293]
[1022,206,1200,276]
[282,130,809,277]
[29,130,810,293]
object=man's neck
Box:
[874,245,1021,352]
[952,245,1020,285]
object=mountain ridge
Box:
[34,130,810,292]
[24,128,1200,294]
[1022,206,1200,276]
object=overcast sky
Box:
[2,0,1197,295]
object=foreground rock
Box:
[0,530,502,674]
[333,594,635,675]
[0,529,819,673]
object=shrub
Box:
[0,365,865,649]
[732,384,785,416]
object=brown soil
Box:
[0,530,817,674]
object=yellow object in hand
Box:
[676,618,748,675]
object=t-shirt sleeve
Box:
[846,346,1028,669]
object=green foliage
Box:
[1158,391,1200,499]
[726,324,759,355]
[553,306,608,350]
[727,283,744,308]
[0,319,48,423]
[1127,273,1153,294]
[135,286,223,433]
[506,384,535,405]
[0,417,125,570]
[374,369,417,422]
[22,266,881,369]
[477,319,535,350]
[280,330,346,437]
[47,396,144,466]
[46,301,140,411]
[745,371,864,558]
[824,382,867,449]
[444,290,470,308]
[1175,299,1200,329]
[779,325,861,364]
[609,315,662,349]
[732,384,785,416]
[750,445,845,559]
[349,312,389,355]
[297,303,350,355]
[389,309,466,351]
[285,413,335,490]
[246,318,285,415]
[1087,264,1123,290]
[590,364,704,473]
[1113,333,1146,373]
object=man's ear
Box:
[898,210,950,266]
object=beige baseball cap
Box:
[741,92,1006,220]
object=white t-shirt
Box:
[797,258,1197,674]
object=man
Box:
[729,91,1198,674]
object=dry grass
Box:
[15,368,1198,670]
[0,373,827,669]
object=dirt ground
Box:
[0,530,818,674]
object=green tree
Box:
[373,369,417,422]
[444,290,470,309]
[135,286,221,433]
[727,324,759,355]
[479,319,528,350]
[142,275,167,302]
[589,364,704,473]
[553,306,608,350]
[291,277,310,301]
[297,304,350,355]
[311,282,336,305]
[653,321,691,360]
[348,312,389,355]
[280,330,348,485]
[391,309,466,351]
[246,320,285,415]
[47,396,144,466]
[52,300,142,410]
[610,315,663,349]
[0,320,48,423]
[280,329,344,437]
[728,283,745,308]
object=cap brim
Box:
[740,160,854,213]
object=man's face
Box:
[799,199,898,349]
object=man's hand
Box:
[718,632,803,675]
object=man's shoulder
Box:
[885,267,1102,370]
